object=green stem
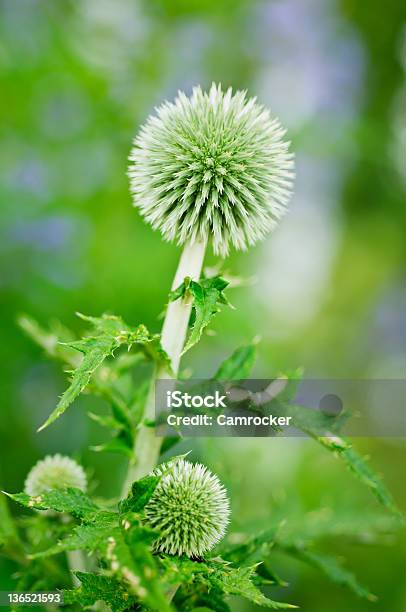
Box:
[122,240,206,495]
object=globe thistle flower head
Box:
[24,454,87,497]
[144,459,230,558]
[129,83,294,257]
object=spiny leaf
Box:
[38,338,113,432]
[30,512,118,558]
[300,549,376,601]
[277,543,376,601]
[170,276,231,354]
[214,343,257,380]
[4,488,99,519]
[222,527,279,566]
[291,416,400,515]
[36,508,170,610]
[119,455,187,515]
[64,571,137,612]
[37,313,170,431]
[119,475,160,514]
[322,442,401,516]
[277,399,401,516]
[210,565,297,609]
[161,557,296,609]
[106,516,171,611]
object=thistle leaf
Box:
[210,565,297,609]
[161,557,296,610]
[38,338,113,432]
[317,440,401,516]
[4,488,99,519]
[277,543,376,601]
[64,571,137,612]
[214,344,257,380]
[30,512,119,558]
[221,527,279,566]
[277,400,401,515]
[36,313,170,431]
[171,276,231,354]
[106,517,171,611]
[119,475,160,514]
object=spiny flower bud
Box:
[129,83,294,257]
[24,454,87,496]
[144,459,230,558]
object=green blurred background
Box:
[1,0,406,610]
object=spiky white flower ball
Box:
[24,454,87,496]
[129,83,294,257]
[144,459,230,558]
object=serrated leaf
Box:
[38,338,114,432]
[255,562,288,587]
[4,488,99,519]
[161,557,296,610]
[37,313,170,431]
[119,456,186,515]
[271,396,401,516]
[170,276,231,354]
[119,475,160,514]
[64,571,137,612]
[327,444,400,516]
[290,407,400,515]
[222,527,279,567]
[214,344,257,380]
[184,278,230,353]
[210,565,296,609]
[106,517,171,611]
[30,512,118,558]
[37,508,169,609]
[278,543,376,601]
[301,549,375,600]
